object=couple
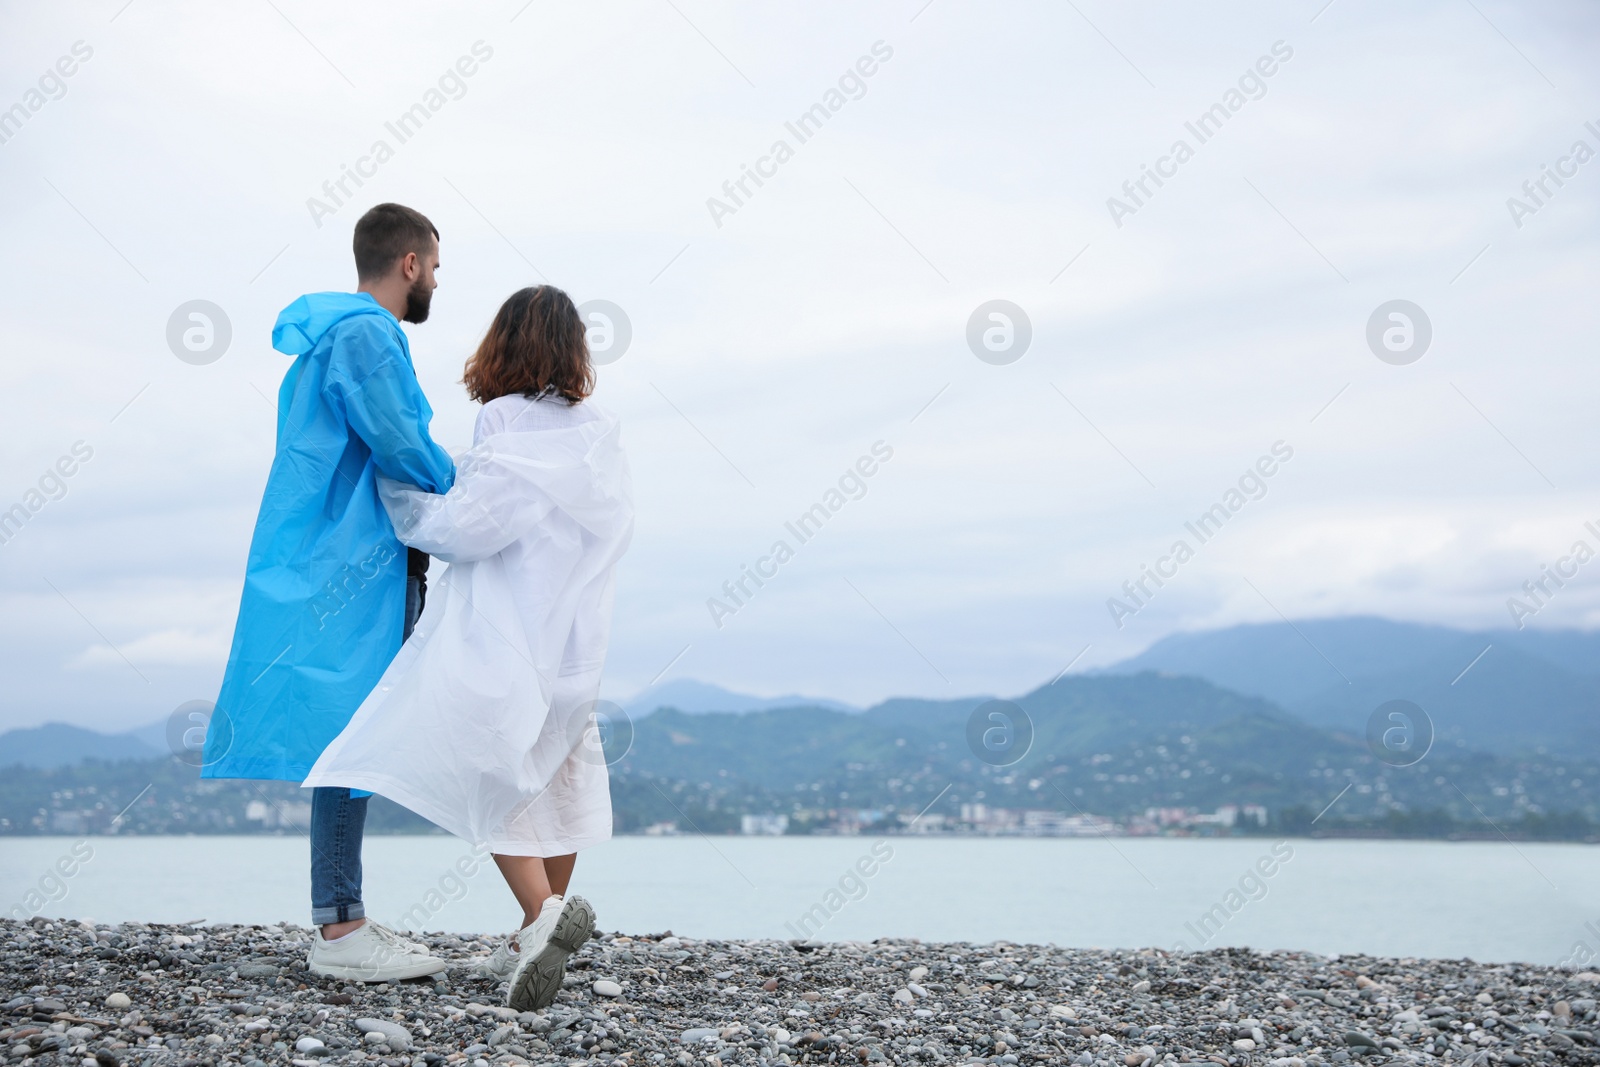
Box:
[201,203,633,1011]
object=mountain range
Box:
[2,617,1595,835]
[610,668,1595,830]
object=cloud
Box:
[67,627,232,670]
[1,0,1598,729]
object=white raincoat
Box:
[303,393,633,856]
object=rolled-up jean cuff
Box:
[311,902,366,925]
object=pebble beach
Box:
[4,917,1597,1067]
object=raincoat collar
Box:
[272,291,397,356]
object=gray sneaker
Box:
[506,895,596,1011]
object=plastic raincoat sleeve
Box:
[327,319,456,494]
[378,445,557,565]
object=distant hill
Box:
[0,723,160,769]
[622,678,857,718]
[1101,617,1600,755]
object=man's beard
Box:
[402,276,433,324]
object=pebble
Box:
[0,916,1582,1066]
[354,1017,412,1051]
[593,979,623,997]
[465,1001,517,1020]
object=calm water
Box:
[2,835,1595,965]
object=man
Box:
[205,203,455,981]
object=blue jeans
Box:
[310,573,424,925]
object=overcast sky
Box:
[1,0,1597,733]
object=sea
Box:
[2,835,1595,966]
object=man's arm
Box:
[326,318,455,494]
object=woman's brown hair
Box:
[461,285,594,404]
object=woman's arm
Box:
[379,440,554,563]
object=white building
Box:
[741,814,789,835]
[244,800,312,829]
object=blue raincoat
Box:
[203,292,455,782]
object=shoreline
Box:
[4,917,1595,1067]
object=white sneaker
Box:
[506,894,596,1011]
[307,921,448,982]
[470,936,520,982]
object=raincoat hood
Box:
[272,291,394,356]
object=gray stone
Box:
[354,1019,412,1052]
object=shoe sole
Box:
[507,896,595,1012]
[308,955,448,982]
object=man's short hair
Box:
[353,203,439,281]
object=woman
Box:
[304,285,633,1011]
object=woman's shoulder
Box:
[473,395,521,441]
